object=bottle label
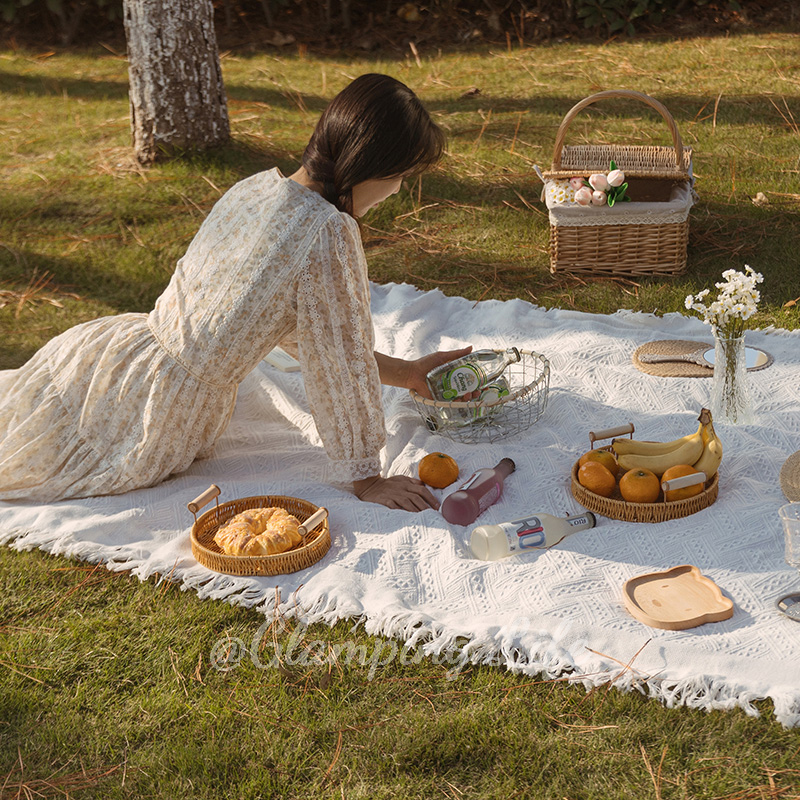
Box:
[477,380,509,407]
[441,365,484,400]
[455,472,500,509]
[486,513,592,556]
[496,517,546,552]
[458,471,480,491]
[477,483,501,514]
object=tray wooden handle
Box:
[551,89,685,173]
[299,506,328,538]
[188,484,221,515]
[589,423,634,446]
[662,472,707,492]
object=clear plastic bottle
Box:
[426,348,521,402]
[470,511,596,560]
[441,458,516,525]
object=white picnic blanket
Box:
[3,282,800,727]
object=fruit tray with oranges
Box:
[570,420,719,523]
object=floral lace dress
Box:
[0,169,386,501]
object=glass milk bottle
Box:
[426,348,521,402]
[441,458,516,525]
[470,511,596,560]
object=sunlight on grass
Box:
[2,34,800,798]
[3,546,800,799]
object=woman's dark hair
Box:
[301,73,445,216]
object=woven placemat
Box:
[633,340,713,377]
[633,339,774,378]
[780,450,800,502]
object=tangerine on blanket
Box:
[418,452,459,489]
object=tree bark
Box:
[123,0,230,165]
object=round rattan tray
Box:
[570,456,719,523]
[780,450,800,502]
[189,488,330,576]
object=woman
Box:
[0,73,464,511]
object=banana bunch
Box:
[611,409,723,478]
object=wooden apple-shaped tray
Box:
[623,564,733,630]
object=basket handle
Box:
[589,423,634,447]
[299,506,328,540]
[551,90,685,173]
[662,472,706,494]
[188,484,221,523]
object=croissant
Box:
[214,506,303,556]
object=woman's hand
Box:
[404,346,473,399]
[353,475,440,512]
[374,346,473,400]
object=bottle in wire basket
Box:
[426,348,521,402]
[437,377,510,428]
[470,511,596,561]
[441,458,516,525]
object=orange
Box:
[577,461,616,498]
[418,452,459,489]
[619,468,661,503]
[661,464,704,502]
[578,448,619,477]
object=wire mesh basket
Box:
[409,349,550,444]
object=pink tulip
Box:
[607,168,625,187]
[588,173,609,192]
[574,186,593,206]
[569,177,585,190]
[591,190,607,206]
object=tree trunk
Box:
[123,0,230,165]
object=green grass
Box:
[3,548,800,799]
[2,35,800,798]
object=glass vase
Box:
[709,333,754,425]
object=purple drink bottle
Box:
[441,458,516,525]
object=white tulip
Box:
[607,168,625,187]
[588,173,609,191]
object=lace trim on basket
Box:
[549,208,691,227]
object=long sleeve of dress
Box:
[295,213,386,482]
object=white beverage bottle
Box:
[426,347,521,401]
[470,511,596,561]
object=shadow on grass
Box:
[170,137,298,176]
[0,245,166,312]
[1,60,797,131]
[0,68,128,100]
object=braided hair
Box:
[301,74,445,216]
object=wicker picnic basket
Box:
[541,89,694,278]
[188,485,330,576]
[570,425,718,523]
